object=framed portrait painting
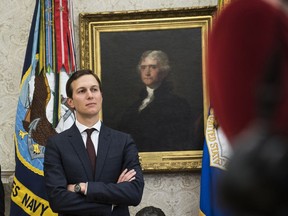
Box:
[79,6,216,172]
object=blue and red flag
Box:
[10,0,76,215]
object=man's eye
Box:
[151,65,157,69]
[140,66,147,70]
[91,88,98,92]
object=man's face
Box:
[67,74,103,122]
[140,57,166,89]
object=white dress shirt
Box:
[75,120,101,155]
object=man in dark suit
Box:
[44,69,144,216]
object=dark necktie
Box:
[85,128,96,175]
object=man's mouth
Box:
[86,103,96,106]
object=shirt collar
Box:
[75,119,102,134]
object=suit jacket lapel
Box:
[95,124,111,180]
[67,124,94,180]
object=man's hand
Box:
[117,169,136,183]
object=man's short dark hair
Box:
[135,206,166,216]
[66,69,102,98]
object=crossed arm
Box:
[66,168,136,193]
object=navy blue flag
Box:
[10,0,76,215]
[199,111,232,216]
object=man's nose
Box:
[87,90,93,98]
[144,68,151,74]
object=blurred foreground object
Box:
[208,0,288,141]
[207,0,288,215]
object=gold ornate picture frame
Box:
[79,6,216,172]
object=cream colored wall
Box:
[0,0,217,215]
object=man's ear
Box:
[67,98,75,109]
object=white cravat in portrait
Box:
[138,87,154,112]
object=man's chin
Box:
[84,109,101,117]
[143,81,151,86]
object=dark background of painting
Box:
[99,28,204,150]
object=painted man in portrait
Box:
[119,50,204,152]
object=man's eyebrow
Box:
[75,86,86,91]
[91,84,100,88]
[76,85,99,90]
